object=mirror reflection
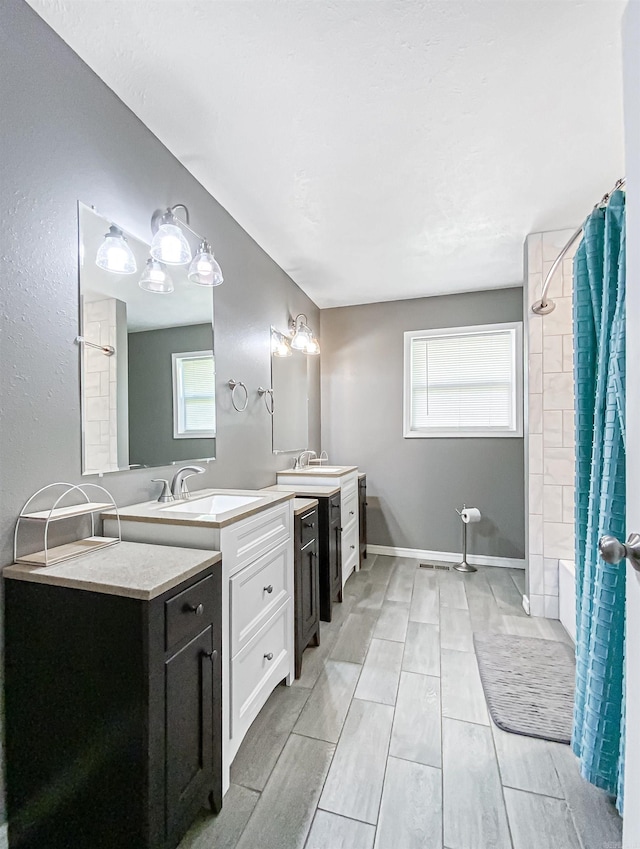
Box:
[79,203,216,474]
[271,326,309,453]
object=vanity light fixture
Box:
[188,240,224,287]
[271,328,292,358]
[138,258,174,294]
[95,225,137,274]
[289,314,320,355]
[150,204,193,265]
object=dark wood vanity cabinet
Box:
[358,473,367,565]
[294,504,321,677]
[317,492,343,622]
[5,566,222,849]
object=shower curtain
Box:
[573,189,626,809]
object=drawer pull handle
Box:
[188,603,204,616]
[338,527,343,532]
[264,584,274,594]
[264,652,274,661]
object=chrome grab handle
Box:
[599,533,640,570]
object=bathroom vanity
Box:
[276,466,360,588]
[4,542,222,849]
[293,498,320,677]
[102,489,295,793]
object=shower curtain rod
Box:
[531,176,626,316]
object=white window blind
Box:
[172,351,216,439]
[404,323,522,438]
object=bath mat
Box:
[473,632,575,744]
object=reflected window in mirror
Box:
[78,202,216,474]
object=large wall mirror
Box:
[78,203,216,474]
[271,327,309,454]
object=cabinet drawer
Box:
[222,503,291,577]
[165,574,215,652]
[230,540,291,656]
[230,601,291,738]
[341,488,358,530]
[342,522,359,579]
[299,507,318,549]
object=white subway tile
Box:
[543,485,563,522]
[528,272,543,302]
[544,558,560,594]
[84,421,101,445]
[563,410,575,448]
[563,258,574,297]
[543,335,563,373]
[85,396,110,422]
[529,315,543,354]
[529,555,544,595]
[527,233,542,273]
[529,434,543,475]
[544,447,575,486]
[529,393,542,434]
[562,487,575,525]
[544,595,560,619]
[529,474,543,515]
[530,514,544,556]
[529,353,543,394]
[543,410,563,448]
[543,297,572,335]
[543,372,573,411]
[530,593,545,618]
[544,522,575,560]
[562,335,574,373]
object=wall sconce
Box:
[95,224,137,274]
[149,204,224,288]
[138,258,174,294]
[289,314,320,355]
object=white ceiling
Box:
[28,0,626,308]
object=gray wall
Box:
[128,324,215,467]
[0,0,320,820]
[321,288,525,559]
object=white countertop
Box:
[101,488,294,529]
[277,465,358,478]
[4,541,221,600]
[262,483,341,498]
[293,497,319,515]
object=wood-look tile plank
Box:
[402,622,440,676]
[305,811,375,849]
[374,757,442,849]
[510,569,525,595]
[491,724,563,798]
[500,613,562,640]
[294,660,361,743]
[358,553,378,573]
[485,570,526,616]
[550,742,622,849]
[330,611,379,664]
[236,734,335,849]
[354,638,404,705]
[319,698,394,825]
[292,622,341,690]
[504,787,580,849]
[351,580,387,612]
[373,601,410,642]
[390,672,441,768]
[442,718,511,849]
[385,564,416,603]
[231,685,310,790]
[441,649,488,725]
[410,572,440,625]
[438,571,468,610]
[178,783,259,849]
[440,607,474,652]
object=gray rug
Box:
[473,632,576,744]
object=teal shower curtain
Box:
[572,189,626,809]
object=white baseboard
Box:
[367,544,525,570]
[522,593,531,615]
[0,822,7,849]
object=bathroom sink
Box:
[162,494,263,516]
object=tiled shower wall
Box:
[526,229,578,619]
[82,298,119,474]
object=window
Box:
[403,322,523,438]
[172,351,216,439]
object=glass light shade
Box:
[305,337,320,355]
[290,322,312,351]
[188,242,224,286]
[138,258,174,294]
[271,331,292,357]
[150,220,192,265]
[95,225,137,274]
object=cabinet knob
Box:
[349,511,355,516]
[203,649,218,662]
[264,652,274,661]
[338,527,343,532]
[189,603,204,616]
[351,544,356,549]
[303,521,314,528]
[264,584,274,594]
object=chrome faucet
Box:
[171,465,206,499]
[294,450,317,470]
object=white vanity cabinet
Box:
[103,491,294,794]
[276,466,360,588]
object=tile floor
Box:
[179,555,623,849]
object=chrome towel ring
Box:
[257,387,274,415]
[228,379,249,412]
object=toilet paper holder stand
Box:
[454,504,477,573]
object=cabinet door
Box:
[300,542,319,638]
[359,478,367,560]
[165,625,216,842]
[330,518,343,603]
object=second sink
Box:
[162,494,263,516]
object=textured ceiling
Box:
[27,0,626,308]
